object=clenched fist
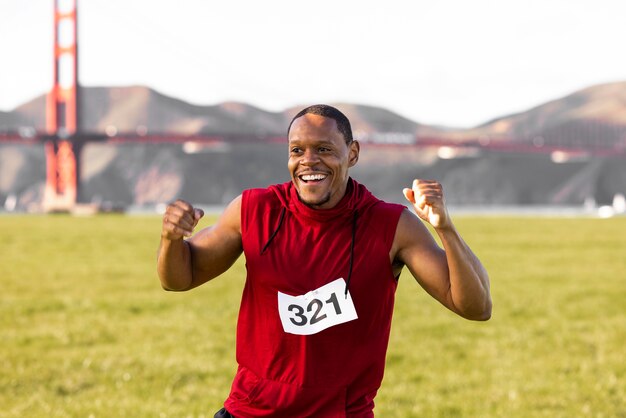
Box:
[161,200,205,240]
[402,179,451,229]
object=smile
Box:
[299,173,328,183]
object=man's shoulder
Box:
[370,199,406,216]
[352,179,405,215]
[360,199,406,238]
[243,186,274,199]
[243,182,290,208]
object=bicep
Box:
[186,196,243,286]
[395,210,456,311]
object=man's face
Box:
[288,113,359,209]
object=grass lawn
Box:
[1,214,625,417]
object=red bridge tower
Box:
[44,0,80,211]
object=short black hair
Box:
[288,104,354,144]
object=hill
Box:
[455,81,626,148]
[9,86,439,138]
[5,82,626,141]
[1,82,625,211]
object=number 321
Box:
[287,293,342,326]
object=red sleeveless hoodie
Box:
[224,179,404,417]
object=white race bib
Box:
[277,278,358,335]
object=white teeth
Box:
[301,174,327,181]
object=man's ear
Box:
[348,140,360,167]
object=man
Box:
[158,104,491,417]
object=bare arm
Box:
[393,180,492,321]
[157,196,243,291]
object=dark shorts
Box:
[214,407,235,418]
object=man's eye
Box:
[318,147,331,153]
[290,147,302,154]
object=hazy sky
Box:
[1,0,625,127]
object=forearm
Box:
[436,224,491,320]
[157,238,194,291]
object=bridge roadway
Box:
[0,131,624,157]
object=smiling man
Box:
[158,104,491,417]
[287,107,359,209]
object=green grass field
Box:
[1,214,625,418]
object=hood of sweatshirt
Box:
[268,177,381,222]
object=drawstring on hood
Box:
[344,210,358,298]
[260,207,286,254]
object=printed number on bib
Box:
[277,278,358,335]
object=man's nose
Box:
[301,149,319,165]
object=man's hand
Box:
[161,200,204,240]
[402,179,451,230]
